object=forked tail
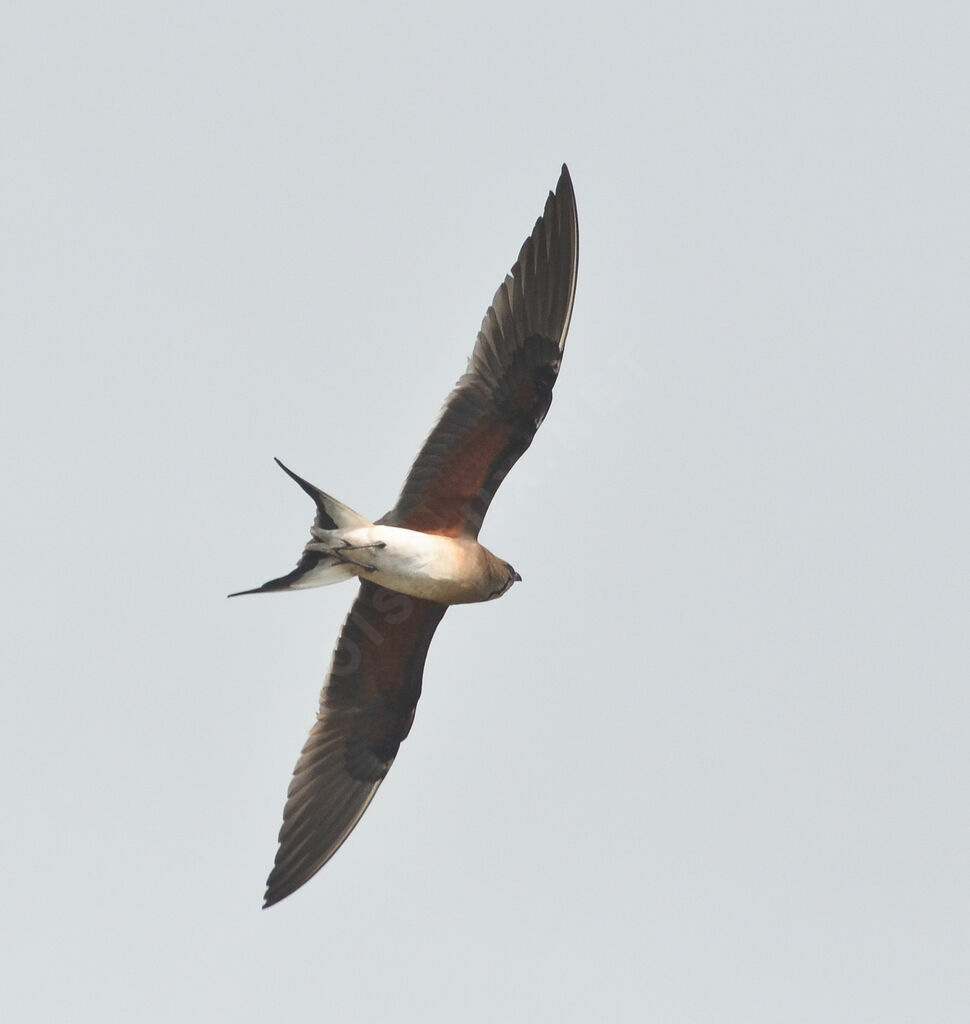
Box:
[228,459,373,596]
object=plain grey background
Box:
[3,3,968,1021]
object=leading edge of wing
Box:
[263,582,447,907]
[383,165,579,538]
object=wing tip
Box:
[262,853,312,910]
[557,162,573,197]
[262,887,285,909]
[551,162,578,350]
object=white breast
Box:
[344,526,491,604]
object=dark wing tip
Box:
[557,163,574,199]
[522,162,579,340]
[551,164,579,349]
[263,886,287,909]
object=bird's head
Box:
[491,561,521,599]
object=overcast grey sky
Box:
[3,3,969,1021]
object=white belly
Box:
[340,526,490,604]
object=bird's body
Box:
[232,165,578,906]
[305,522,518,604]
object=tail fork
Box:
[227,459,372,597]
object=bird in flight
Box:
[232,165,578,906]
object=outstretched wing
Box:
[383,165,579,539]
[264,582,447,907]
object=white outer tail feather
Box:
[314,492,372,531]
[287,559,357,589]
